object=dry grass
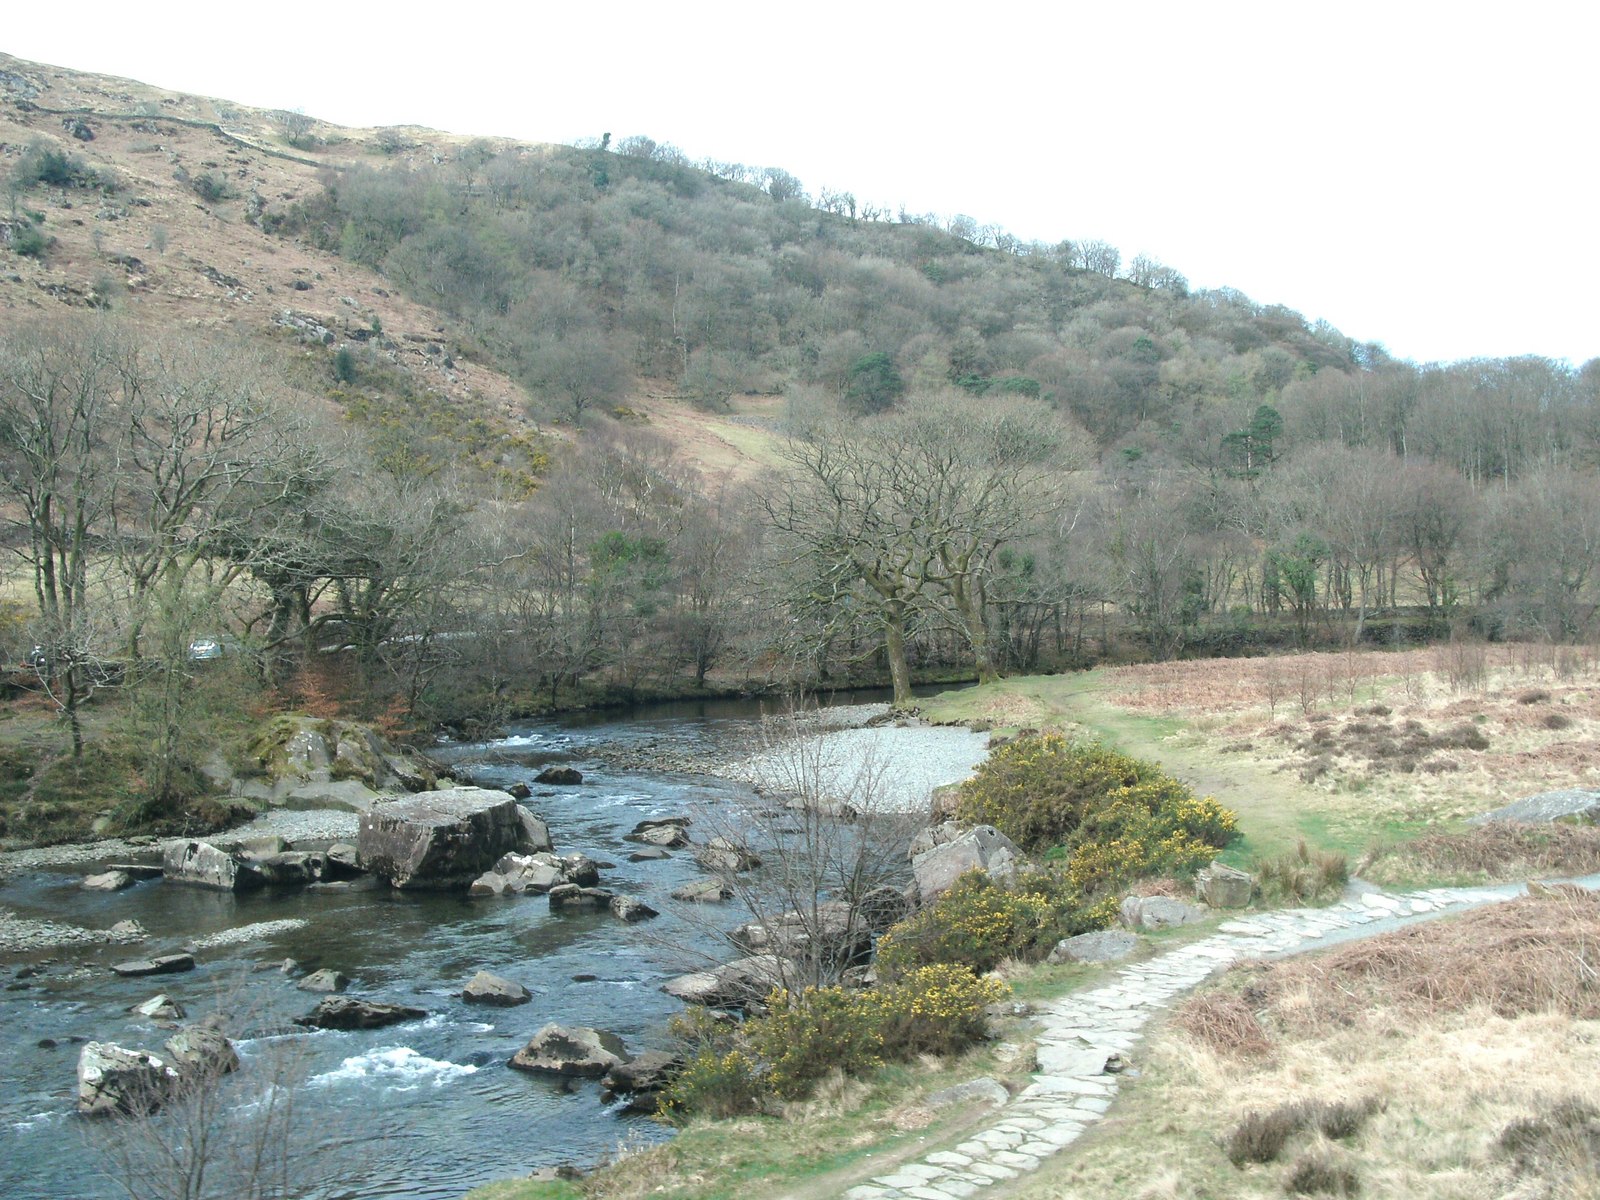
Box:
[1094,643,1600,832]
[1012,888,1600,1200]
[1253,840,1350,905]
[1361,823,1600,887]
[1194,887,1600,1043]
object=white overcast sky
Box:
[8,1,1596,367]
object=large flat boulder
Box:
[357,787,537,889]
[162,840,265,892]
[111,953,196,977]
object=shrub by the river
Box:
[658,966,1005,1118]
[874,871,1055,977]
[871,736,1239,973]
[956,734,1236,860]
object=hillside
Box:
[5,50,1600,815]
[0,51,1390,482]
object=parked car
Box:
[186,637,225,661]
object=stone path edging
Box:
[844,875,1596,1200]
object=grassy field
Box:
[921,643,1600,867]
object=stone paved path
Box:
[843,876,1593,1200]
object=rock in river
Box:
[294,997,427,1030]
[462,970,531,1006]
[296,968,350,994]
[82,869,135,892]
[111,954,196,977]
[509,1023,630,1076]
[162,840,265,892]
[163,1025,240,1079]
[609,895,658,923]
[356,787,540,889]
[77,1042,177,1116]
[130,993,186,1021]
[534,765,583,786]
[603,1050,682,1113]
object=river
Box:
[0,690,928,1200]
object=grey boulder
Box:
[910,824,1024,903]
[1047,929,1140,964]
[549,884,613,913]
[82,869,135,892]
[296,969,350,993]
[1119,895,1208,930]
[130,993,186,1021]
[162,840,264,892]
[77,1042,177,1116]
[1194,861,1254,909]
[602,1050,681,1112]
[662,955,791,1009]
[356,787,539,889]
[509,1023,629,1076]
[294,997,426,1030]
[462,970,532,1006]
[111,954,196,977]
[163,1025,239,1079]
[608,895,658,923]
[533,766,583,786]
[696,836,761,873]
[670,878,732,903]
[626,818,691,848]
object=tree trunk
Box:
[883,605,913,708]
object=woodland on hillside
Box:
[4,104,1600,828]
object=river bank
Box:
[0,702,989,955]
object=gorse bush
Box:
[875,871,1053,978]
[875,868,1124,978]
[956,734,1159,851]
[957,734,1237,866]
[866,963,1006,1057]
[658,966,1005,1119]
[1060,780,1238,893]
[876,736,1240,972]
[749,985,887,1100]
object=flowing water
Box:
[0,690,910,1199]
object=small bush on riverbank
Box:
[955,734,1237,865]
[931,735,1235,953]
[658,966,1006,1119]
[874,872,1056,977]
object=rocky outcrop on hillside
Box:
[221,716,444,813]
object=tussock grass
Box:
[1360,822,1600,888]
[1254,840,1350,905]
[1008,888,1600,1200]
